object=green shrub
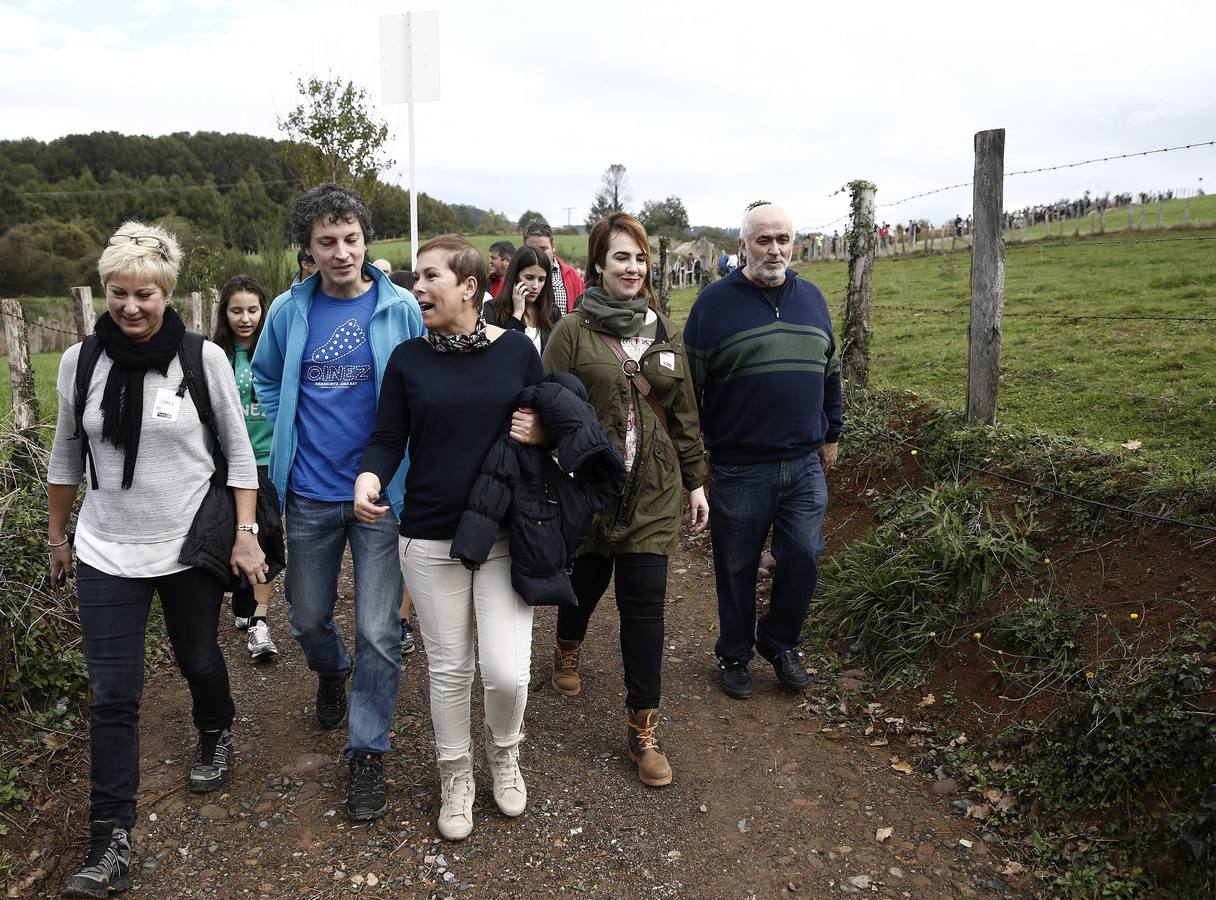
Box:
[809,480,1038,684]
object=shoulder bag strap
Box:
[594,331,669,432]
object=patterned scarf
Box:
[425,315,493,353]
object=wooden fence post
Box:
[71,286,95,341]
[207,287,220,335]
[966,128,1005,426]
[657,237,671,317]
[1156,200,1166,230]
[841,180,876,394]
[3,298,40,430]
[1184,197,1192,225]
[190,291,204,333]
[1127,206,1134,231]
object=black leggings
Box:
[556,552,668,710]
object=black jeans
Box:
[76,562,235,830]
[556,552,668,710]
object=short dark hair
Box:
[417,236,487,301]
[291,183,375,251]
[521,220,553,242]
[489,240,516,257]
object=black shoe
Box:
[401,619,416,656]
[60,820,132,898]
[316,674,349,730]
[346,751,388,821]
[718,659,753,700]
[759,644,810,691]
[190,729,233,793]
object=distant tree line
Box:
[0,131,508,295]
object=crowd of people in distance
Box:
[46,185,842,898]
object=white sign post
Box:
[380,12,440,271]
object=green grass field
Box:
[6,216,1214,471]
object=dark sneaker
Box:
[346,751,388,821]
[60,820,132,898]
[316,674,349,730]
[759,645,810,691]
[718,659,752,700]
[401,619,416,656]
[189,729,233,793]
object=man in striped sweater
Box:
[684,203,843,700]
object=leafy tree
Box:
[0,218,100,294]
[638,195,690,239]
[278,76,394,200]
[586,164,630,227]
[477,209,513,234]
[516,210,547,231]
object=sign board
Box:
[380,12,440,104]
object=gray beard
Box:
[749,265,787,287]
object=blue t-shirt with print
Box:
[289,283,380,501]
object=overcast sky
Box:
[3,0,1214,231]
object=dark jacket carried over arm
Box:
[449,372,625,606]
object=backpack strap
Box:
[73,334,105,490]
[176,332,226,471]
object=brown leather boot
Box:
[551,639,582,697]
[626,707,672,787]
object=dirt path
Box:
[15,529,1016,899]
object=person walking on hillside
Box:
[355,237,548,840]
[543,212,708,787]
[523,220,585,313]
[49,221,266,898]
[252,183,424,822]
[684,203,842,700]
[212,274,281,660]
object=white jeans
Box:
[400,536,534,761]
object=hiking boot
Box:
[401,619,416,656]
[316,673,349,730]
[759,644,809,692]
[189,729,233,793]
[436,755,475,841]
[551,638,582,697]
[60,820,131,898]
[484,732,527,817]
[718,659,753,700]
[246,621,278,660]
[346,751,388,821]
[626,708,672,787]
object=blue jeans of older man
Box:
[285,492,403,756]
[709,448,828,663]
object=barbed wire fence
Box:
[815,130,1216,532]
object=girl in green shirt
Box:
[214,275,279,660]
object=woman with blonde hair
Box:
[542,213,708,787]
[48,221,265,897]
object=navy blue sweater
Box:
[359,332,544,538]
[683,267,843,464]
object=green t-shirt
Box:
[232,346,273,466]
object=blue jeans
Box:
[708,448,828,663]
[284,492,403,756]
[76,562,234,830]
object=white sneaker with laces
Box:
[247,621,278,659]
[436,755,475,840]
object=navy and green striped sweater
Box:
[683,267,843,464]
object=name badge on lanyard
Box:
[152,388,182,422]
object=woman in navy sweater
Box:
[355,237,545,841]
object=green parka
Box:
[542,296,706,556]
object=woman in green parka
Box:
[213,275,280,662]
[542,212,708,787]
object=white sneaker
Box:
[436,755,475,841]
[484,734,527,817]
[247,621,278,659]
[234,616,251,630]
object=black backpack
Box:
[72,332,285,586]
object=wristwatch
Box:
[236,522,260,535]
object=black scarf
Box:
[93,306,187,489]
[425,315,493,353]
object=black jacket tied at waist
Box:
[450,372,625,606]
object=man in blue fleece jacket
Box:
[684,203,842,700]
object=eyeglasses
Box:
[107,234,170,260]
